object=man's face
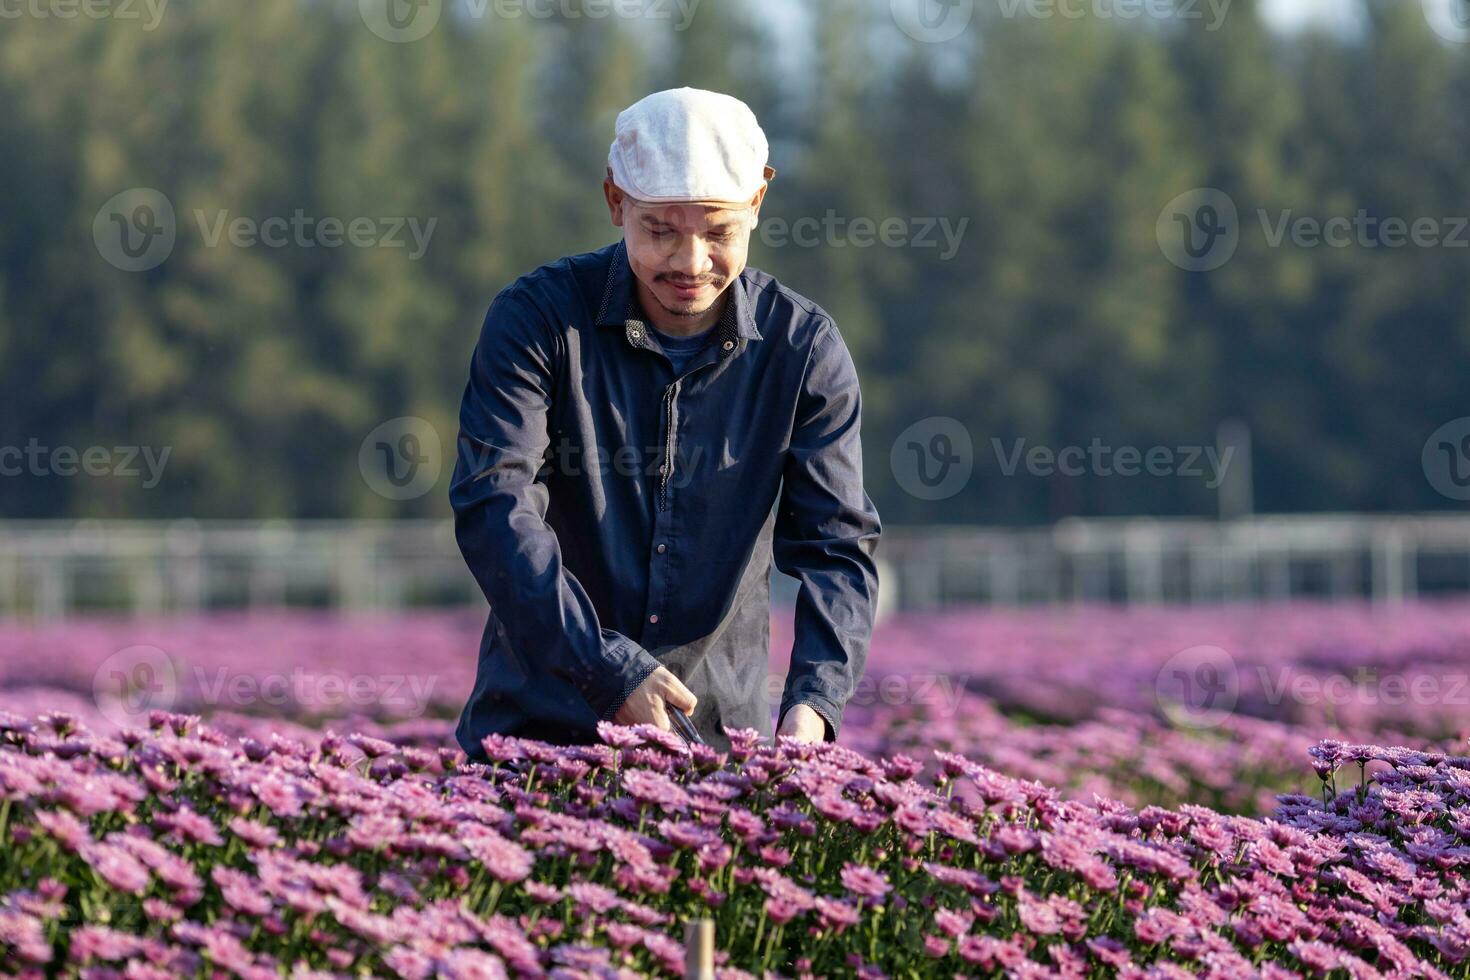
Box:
[605,180,765,321]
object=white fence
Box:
[0,520,469,618]
[884,513,1470,607]
[2,514,1469,618]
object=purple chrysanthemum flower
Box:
[34,808,91,852]
[839,862,891,901]
[80,841,150,894]
[815,896,862,933]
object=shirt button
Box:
[656,543,667,554]
[648,614,659,624]
[722,340,735,351]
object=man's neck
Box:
[634,278,728,338]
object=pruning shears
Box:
[668,705,706,747]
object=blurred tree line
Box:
[1,0,1466,525]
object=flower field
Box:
[5,600,1469,815]
[4,710,1470,978]
[3,601,1470,976]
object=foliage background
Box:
[2,0,1467,525]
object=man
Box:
[450,87,881,758]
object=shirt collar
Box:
[595,239,763,348]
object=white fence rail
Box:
[2,514,1469,618]
[0,520,469,618]
[884,513,1470,607]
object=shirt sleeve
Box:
[772,320,883,742]
[449,286,662,722]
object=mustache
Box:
[658,274,723,288]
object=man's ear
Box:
[604,169,625,228]
[747,182,769,229]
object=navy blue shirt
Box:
[450,239,882,758]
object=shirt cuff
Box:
[595,640,663,722]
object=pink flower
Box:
[815,897,862,933]
[605,923,643,949]
[384,947,434,980]
[726,808,765,841]
[1289,939,1342,973]
[880,755,924,780]
[991,825,1040,856]
[80,841,150,894]
[1307,740,1346,780]
[0,909,50,964]
[660,819,720,850]
[621,769,693,812]
[56,779,122,818]
[594,722,642,750]
[955,935,1009,968]
[1016,891,1062,936]
[928,809,979,845]
[435,949,508,980]
[157,805,224,846]
[921,861,995,896]
[142,898,184,923]
[347,733,397,759]
[630,724,689,755]
[750,868,815,910]
[839,863,890,901]
[809,792,859,823]
[933,907,973,938]
[228,816,280,849]
[213,867,273,916]
[1087,936,1132,967]
[463,829,533,884]
[1134,910,1172,945]
[250,771,305,818]
[67,924,145,963]
[764,897,803,924]
[184,924,258,974]
[565,882,621,914]
[522,880,561,904]
[34,809,91,852]
[922,935,950,958]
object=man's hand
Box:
[777,703,828,743]
[613,666,697,731]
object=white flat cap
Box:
[608,87,774,207]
